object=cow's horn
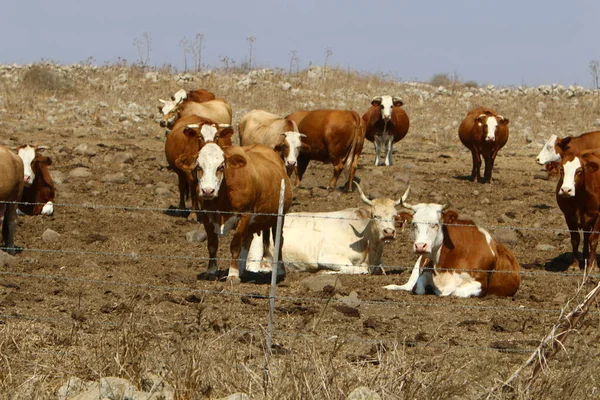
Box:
[159,99,167,104]
[37,145,49,151]
[441,200,451,211]
[392,96,403,104]
[354,182,373,206]
[218,124,231,128]
[396,185,412,207]
[371,96,382,103]
[299,133,307,138]
[497,115,504,122]
[185,124,200,129]
[477,113,487,120]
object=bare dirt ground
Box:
[1,64,599,399]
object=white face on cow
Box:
[559,157,582,197]
[196,143,225,199]
[171,89,187,104]
[17,145,37,187]
[159,100,178,115]
[281,131,304,168]
[201,124,218,142]
[481,116,499,142]
[369,198,398,243]
[379,95,394,121]
[408,204,446,256]
[536,134,560,165]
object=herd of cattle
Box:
[1,86,598,298]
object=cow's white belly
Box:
[434,271,482,298]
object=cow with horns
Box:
[458,107,509,183]
[362,95,409,166]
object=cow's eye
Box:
[217,165,224,171]
[430,223,437,229]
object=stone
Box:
[300,275,344,292]
[50,170,67,184]
[536,244,556,251]
[73,144,97,156]
[69,167,93,178]
[493,229,519,245]
[57,376,90,400]
[347,386,382,400]
[155,187,172,197]
[337,291,361,307]
[186,229,207,243]
[218,394,250,400]
[0,251,17,267]
[100,172,127,184]
[111,152,135,164]
[42,229,60,243]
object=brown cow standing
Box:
[16,145,56,216]
[176,143,293,283]
[362,95,409,166]
[160,98,232,131]
[556,149,600,271]
[165,115,233,221]
[458,107,509,183]
[0,146,24,255]
[387,202,520,297]
[292,109,365,191]
[536,131,600,167]
[179,89,215,104]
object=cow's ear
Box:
[557,136,572,152]
[586,161,599,172]
[183,127,199,138]
[226,154,247,169]
[395,211,413,228]
[300,143,311,153]
[441,210,458,224]
[392,99,404,107]
[175,154,198,171]
[42,155,52,166]
[217,127,234,141]
[498,117,509,125]
[157,105,163,113]
[476,115,488,124]
[273,141,286,152]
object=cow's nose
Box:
[560,187,572,196]
[159,120,166,128]
[287,161,296,167]
[383,228,395,238]
[415,243,428,253]
[202,188,215,197]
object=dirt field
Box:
[1,64,600,399]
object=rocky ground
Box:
[1,63,600,399]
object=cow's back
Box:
[391,106,410,142]
[560,131,600,155]
[224,145,292,214]
[487,242,520,297]
[187,89,216,103]
[298,110,362,162]
[0,146,24,202]
[285,110,310,130]
[239,110,297,147]
[180,99,232,125]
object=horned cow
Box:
[0,146,24,255]
[363,95,409,166]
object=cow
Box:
[238,110,311,184]
[385,201,521,297]
[245,183,410,275]
[15,145,55,216]
[285,110,310,129]
[158,88,216,114]
[160,98,232,131]
[458,107,509,183]
[556,149,600,271]
[0,146,24,255]
[165,115,233,221]
[536,131,600,167]
[363,95,410,166]
[175,143,293,283]
[291,109,366,191]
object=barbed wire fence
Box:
[1,192,600,394]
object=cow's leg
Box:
[328,161,345,191]
[200,215,219,277]
[383,135,394,166]
[470,148,482,182]
[374,136,381,166]
[588,225,600,273]
[177,172,187,210]
[293,166,300,186]
[564,215,581,270]
[187,177,200,222]
[297,155,310,185]
[383,256,423,291]
[269,224,286,281]
[483,149,499,183]
[2,204,18,256]
[228,215,252,284]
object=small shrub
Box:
[22,64,75,93]
[429,73,452,87]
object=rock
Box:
[347,386,382,400]
[57,376,89,400]
[300,275,344,292]
[42,229,60,243]
[218,394,250,400]
[336,291,361,307]
[69,167,93,178]
[140,373,175,398]
[50,170,67,184]
[73,144,97,156]
[100,172,127,184]
[186,229,207,243]
[155,187,172,197]
[82,260,98,269]
[494,229,519,245]
[280,82,292,91]
[536,244,556,251]
[392,171,411,184]
[311,187,329,197]
[497,213,514,223]
[111,152,135,164]
[0,251,17,267]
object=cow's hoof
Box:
[197,271,219,281]
[187,213,198,222]
[226,276,241,285]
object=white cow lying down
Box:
[242,184,409,276]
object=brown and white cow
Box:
[15,145,55,216]
[290,109,366,191]
[159,88,216,113]
[386,202,520,297]
[363,95,410,166]
[536,131,600,167]
[0,146,24,255]
[165,115,233,221]
[239,110,310,183]
[556,149,600,271]
[176,143,293,283]
[160,98,232,131]
[458,107,509,183]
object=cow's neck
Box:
[365,220,384,266]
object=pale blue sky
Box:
[2,1,599,87]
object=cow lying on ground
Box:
[536,131,600,168]
[385,202,520,297]
[458,107,509,183]
[165,115,233,221]
[289,109,365,191]
[0,146,24,255]
[239,110,310,183]
[363,95,409,166]
[556,149,600,271]
[16,145,55,216]
[160,98,232,132]
[245,183,410,275]
[176,143,292,283]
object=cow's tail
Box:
[342,111,364,189]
